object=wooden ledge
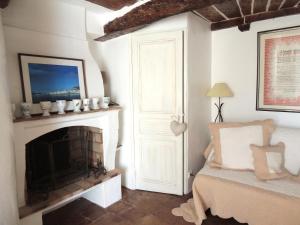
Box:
[14,106,122,123]
[19,169,122,219]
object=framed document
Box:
[257,26,300,113]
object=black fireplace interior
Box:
[25,126,105,204]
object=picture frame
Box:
[257,26,300,113]
[18,53,87,114]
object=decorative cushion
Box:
[271,127,300,175]
[208,119,275,170]
[250,142,289,180]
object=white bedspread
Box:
[199,164,300,198]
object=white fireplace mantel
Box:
[13,107,120,208]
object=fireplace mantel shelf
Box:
[14,106,122,123]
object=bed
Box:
[191,164,300,225]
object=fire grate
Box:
[25,126,106,205]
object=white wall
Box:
[212,14,300,127]
[186,13,211,191]
[3,0,105,116]
[97,35,136,188]
[0,11,19,225]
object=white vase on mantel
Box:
[40,101,52,117]
[73,99,82,113]
[56,100,66,115]
[21,102,32,119]
[83,98,90,112]
[91,98,100,110]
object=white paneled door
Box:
[132,31,184,195]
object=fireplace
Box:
[14,109,121,225]
[25,126,105,204]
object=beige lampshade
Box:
[206,83,233,97]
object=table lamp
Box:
[206,83,233,123]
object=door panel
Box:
[132,31,184,195]
[138,41,176,113]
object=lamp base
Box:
[214,97,224,123]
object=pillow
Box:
[250,142,289,180]
[271,127,300,175]
[208,119,275,170]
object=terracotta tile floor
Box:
[43,188,245,225]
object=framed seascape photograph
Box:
[257,26,300,113]
[18,54,87,114]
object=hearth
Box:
[25,126,105,204]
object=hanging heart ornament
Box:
[170,120,187,136]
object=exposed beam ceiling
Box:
[96,0,300,41]
[96,0,229,41]
[201,0,300,31]
[211,5,300,30]
[86,0,137,10]
[0,0,9,8]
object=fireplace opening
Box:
[25,126,106,204]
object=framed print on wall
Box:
[257,26,300,113]
[18,53,87,113]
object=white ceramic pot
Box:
[91,97,100,110]
[83,98,90,112]
[40,101,52,117]
[102,97,110,109]
[21,102,32,119]
[72,99,82,113]
[56,100,66,115]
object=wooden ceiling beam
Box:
[213,0,241,18]
[239,0,252,15]
[96,0,229,41]
[86,0,137,10]
[253,0,269,13]
[282,0,299,8]
[269,0,284,11]
[195,6,226,22]
[211,5,300,31]
[0,0,9,8]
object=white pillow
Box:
[266,152,283,173]
[271,127,300,175]
[219,125,264,170]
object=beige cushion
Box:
[250,142,289,180]
[208,119,275,170]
